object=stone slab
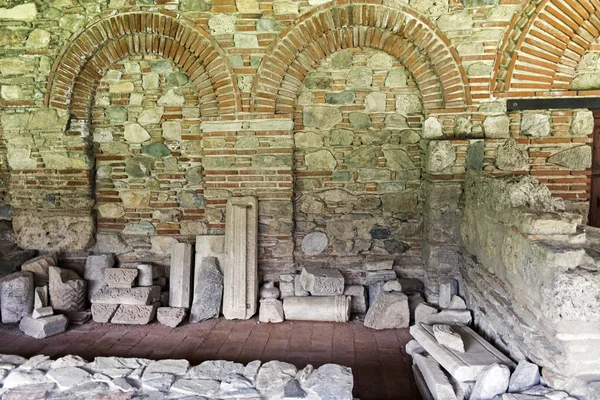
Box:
[299,266,344,296]
[412,364,435,400]
[0,271,34,323]
[169,243,193,308]
[19,314,68,339]
[223,196,258,320]
[34,285,48,309]
[91,303,119,323]
[189,257,223,323]
[111,302,159,325]
[410,323,516,382]
[259,298,284,323]
[343,285,367,314]
[32,306,53,319]
[157,307,187,328]
[439,279,458,309]
[49,267,86,313]
[91,285,160,305]
[422,309,472,326]
[413,353,458,400]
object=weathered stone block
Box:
[13,214,94,252]
[157,307,187,328]
[343,285,367,314]
[21,254,57,286]
[303,106,342,129]
[521,113,550,137]
[0,271,34,323]
[32,306,53,319]
[19,315,67,339]
[170,243,193,308]
[84,254,115,301]
[91,303,119,323]
[259,298,284,323]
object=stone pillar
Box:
[169,243,193,309]
[283,296,351,322]
[223,196,258,320]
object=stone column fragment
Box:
[169,243,193,309]
[223,197,258,320]
[84,254,115,301]
[299,266,344,296]
[283,296,351,322]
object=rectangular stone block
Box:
[410,323,515,382]
[1,271,34,323]
[365,270,397,285]
[413,353,457,400]
[299,266,344,296]
[34,285,48,309]
[279,281,294,298]
[19,315,68,339]
[223,197,258,320]
[91,286,160,305]
[365,260,393,271]
[344,285,367,314]
[91,303,119,323]
[169,243,193,309]
[32,306,53,319]
[104,268,138,288]
[111,303,159,325]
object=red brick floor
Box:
[0,318,421,400]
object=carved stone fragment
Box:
[91,303,119,323]
[157,307,187,328]
[49,267,86,313]
[223,197,258,320]
[189,257,223,323]
[299,266,344,296]
[259,298,284,323]
[104,268,138,288]
[21,254,57,286]
[111,303,159,325]
[91,286,161,305]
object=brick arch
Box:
[253,2,470,115]
[46,10,240,118]
[493,0,600,94]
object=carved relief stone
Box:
[91,286,161,305]
[299,266,344,296]
[91,303,119,323]
[49,267,86,313]
[189,257,223,323]
[223,197,258,320]
[21,254,57,286]
[111,303,159,325]
[104,268,138,288]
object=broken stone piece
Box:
[279,281,294,298]
[66,310,91,325]
[365,270,397,285]
[412,364,435,400]
[91,303,119,323]
[34,285,48,309]
[84,253,115,301]
[423,309,472,326]
[383,279,402,292]
[111,303,159,325]
[170,243,193,308]
[364,292,409,330]
[470,363,510,400]
[448,295,467,310]
[19,314,68,339]
[47,366,91,390]
[304,364,354,400]
[32,306,53,319]
[508,361,540,393]
[415,303,439,324]
[0,271,34,323]
[91,285,161,305]
[299,266,344,296]
[259,298,284,323]
[104,268,138,288]
[433,324,465,353]
[157,307,187,328]
[368,281,385,308]
[49,267,86,313]
[21,254,57,286]
[283,295,351,322]
[343,285,367,314]
[189,257,223,323]
[405,340,426,356]
[439,278,458,309]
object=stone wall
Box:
[460,171,600,378]
[0,0,596,284]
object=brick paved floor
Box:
[0,318,421,399]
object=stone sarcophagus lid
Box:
[223,196,258,320]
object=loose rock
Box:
[364,292,409,329]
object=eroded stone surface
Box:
[157,307,187,328]
[364,291,409,329]
[299,266,344,296]
[0,271,34,323]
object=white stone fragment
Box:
[145,359,189,375]
[169,243,193,308]
[157,307,187,328]
[259,298,284,323]
[142,371,175,391]
[423,309,472,326]
[19,315,67,339]
[299,266,344,296]
[508,361,540,393]
[416,303,440,323]
[104,268,138,288]
[470,363,510,400]
[3,369,49,389]
[49,355,88,369]
[18,355,50,371]
[46,366,91,390]
[413,353,458,400]
[187,360,244,381]
[406,339,426,356]
[433,324,465,352]
[412,364,435,400]
[255,360,297,398]
[364,292,409,329]
[171,378,220,396]
[383,279,403,292]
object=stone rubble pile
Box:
[0,354,354,400]
[406,279,579,400]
